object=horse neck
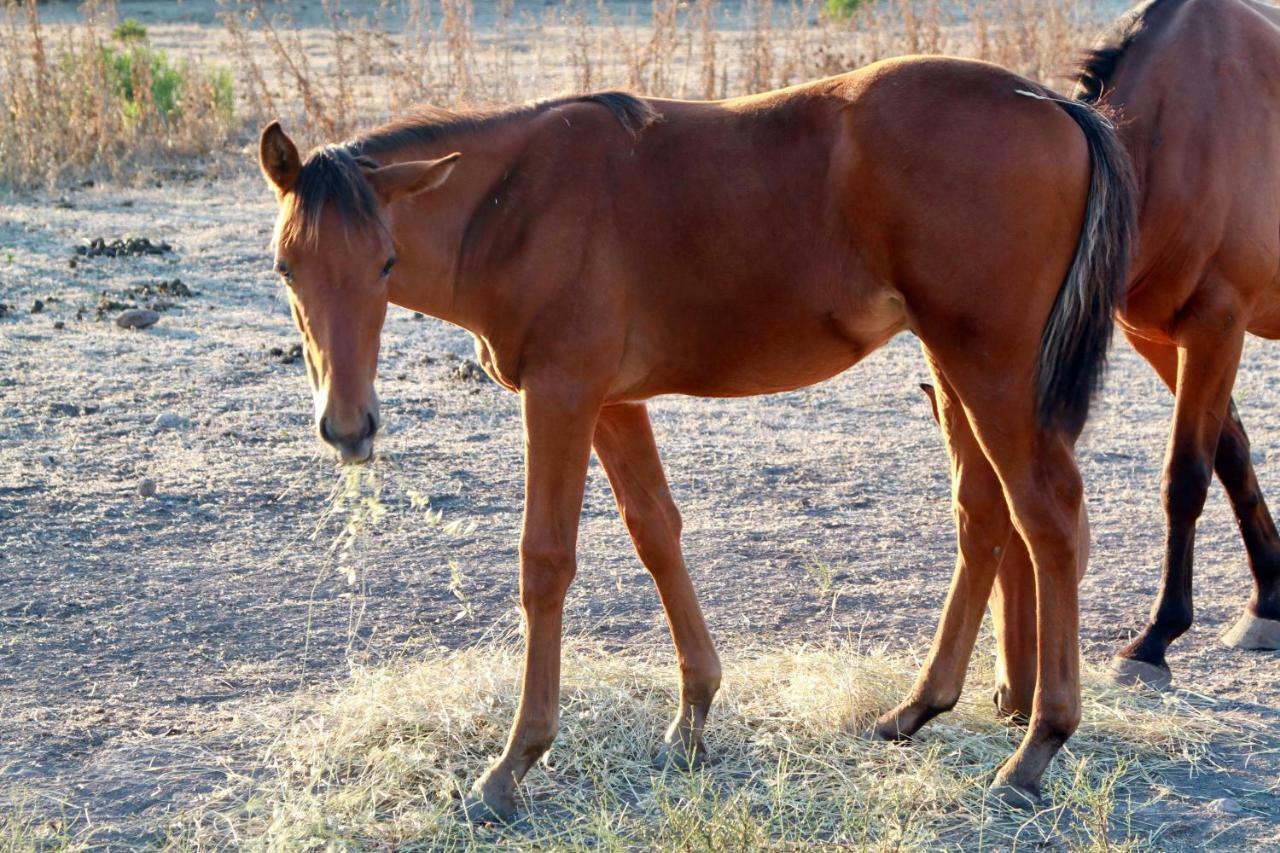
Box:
[372,121,534,334]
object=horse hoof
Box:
[1221,612,1280,651]
[461,776,518,824]
[1109,656,1172,690]
[987,779,1043,811]
[653,738,708,771]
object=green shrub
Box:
[825,0,871,17]
[111,17,147,42]
[96,43,233,124]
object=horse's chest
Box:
[473,336,520,392]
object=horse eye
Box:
[274,262,293,283]
[381,256,396,277]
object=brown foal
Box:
[258,57,1134,817]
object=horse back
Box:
[1101,0,1280,333]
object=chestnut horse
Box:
[1078,0,1280,688]
[258,57,1134,816]
[969,0,1280,697]
[935,0,1280,713]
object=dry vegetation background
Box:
[9,0,1280,850]
[0,0,1118,187]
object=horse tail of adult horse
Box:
[1033,97,1137,435]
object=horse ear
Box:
[364,153,461,205]
[918,383,940,425]
[259,121,301,195]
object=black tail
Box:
[1034,99,1137,435]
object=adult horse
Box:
[257,57,1134,817]
[1047,0,1279,690]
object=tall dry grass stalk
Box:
[0,0,236,188]
[0,0,1108,186]
[221,0,1108,151]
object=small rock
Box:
[116,308,160,329]
[452,359,486,383]
[413,312,425,320]
[153,412,190,430]
[1208,797,1242,815]
[137,478,157,498]
[53,321,65,330]
[0,303,10,318]
[69,257,78,269]
[48,403,82,417]
[31,299,44,314]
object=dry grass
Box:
[0,0,236,188]
[0,0,1110,187]
[166,634,1235,850]
[222,0,1108,149]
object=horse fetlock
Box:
[871,695,953,741]
[993,683,1032,723]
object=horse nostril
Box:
[364,411,379,440]
[319,417,336,446]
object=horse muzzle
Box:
[319,410,379,464]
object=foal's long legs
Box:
[912,333,1088,804]
[593,403,722,767]
[466,388,600,821]
[1114,320,1247,685]
[916,383,1039,721]
[874,372,1016,739]
[1124,331,1280,663]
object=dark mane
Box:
[280,92,659,247]
[1075,0,1177,103]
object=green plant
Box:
[825,0,871,18]
[803,557,836,598]
[111,16,146,41]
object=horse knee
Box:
[519,540,576,611]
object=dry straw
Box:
[171,634,1236,850]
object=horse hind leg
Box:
[910,382,1038,723]
[1114,318,1246,686]
[873,372,1015,740]
[1215,399,1280,649]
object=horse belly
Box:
[646,287,908,398]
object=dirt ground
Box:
[3,165,1280,847]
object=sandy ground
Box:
[2,164,1280,847]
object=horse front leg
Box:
[593,403,722,769]
[465,387,600,822]
[1125,330,1280,653]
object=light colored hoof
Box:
[461,773,518,824]
[1221,612,1280,651]
[1109,656,1172,690]
[653,738,708,771]
[987,779,1042,811]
